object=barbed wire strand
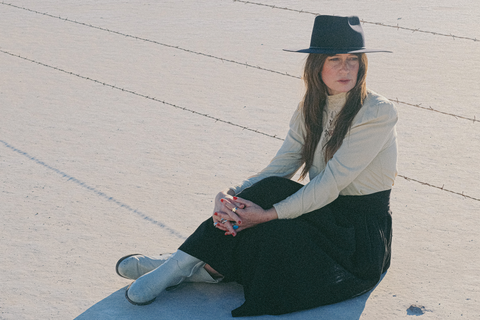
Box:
[0,139,187,239]
[1,1,478,124]
[1,48,479,203]
[0,49,283,141]
[393,99,478,123]
[233,0,479,43]
[397,175,479,202]
[3,0,478,43]
[0,1,297,79]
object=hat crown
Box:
[309,15,365,50]
[283,15,391,54]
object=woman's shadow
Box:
[74,274,385,320]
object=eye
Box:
[329,57,340,61]
[348,56,359,61]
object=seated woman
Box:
[116,15,398,317]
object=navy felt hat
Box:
[284,15,391,54]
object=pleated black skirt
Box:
[179,177,392,317]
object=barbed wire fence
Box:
[0,1,298,80]
[0,139,188,239]
[0,1,478,124]
[396,175,479,202]
[233,0,480,42]
[1,48,479,203]
[0,49,283,141]
[3,0,479,43]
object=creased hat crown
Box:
[310,16,364,50]
[284,15,391,54]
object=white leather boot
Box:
[125,250,209,305]
[116,253,172,280]
[116,253,222,284]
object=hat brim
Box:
[283,47,392,54]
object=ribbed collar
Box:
[326,92,347,112]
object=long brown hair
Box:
[299,53,368,180]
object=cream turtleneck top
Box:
[318,91,346,159]
[230,90,398,219]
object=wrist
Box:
[265,207,278,222]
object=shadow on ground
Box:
[75,275,384,320]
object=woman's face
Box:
[321,54,359,95]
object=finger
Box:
[215,209,237,235]
[224,195,246,209]
[231,196,254,208]
[233,226,243,233]
[234,202,246,209]
[221,220,237,236]
[213,211,231,221]
[212,212,222,222]
[215,223,228,232]
[213,217,229,232]
[226,221,247,234]
[220,199,242,223]
[213,212,237,234]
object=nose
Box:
[339,60,350,71]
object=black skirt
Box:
[179,177,392,317]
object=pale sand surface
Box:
[1,1,479,319]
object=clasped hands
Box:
[212,190,278,237]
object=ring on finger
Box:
[232,207,238,213]
[214,222,219,227]
[220,218,228,224]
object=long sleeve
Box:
[273,94,398,219]
[229,106,305,195]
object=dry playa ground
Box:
[1,0,479,319]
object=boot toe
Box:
[116,253,173,280]
[125,283,156,306]
[116,254,142,279]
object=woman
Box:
[117,15,398,317]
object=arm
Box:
[229,107,305,195]
[273,100,398,219]
[213,107,304,235]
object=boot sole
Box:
[125,283,156,306]
[116,253,142,279]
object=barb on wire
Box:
[1,1,477,124]
[232,0,479,42]
[0,1,298,80]
[398,175,480,202]
[391,98,478,123]
[0,49,283,141]
[1,48,479,203]
[0,139,187,239]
